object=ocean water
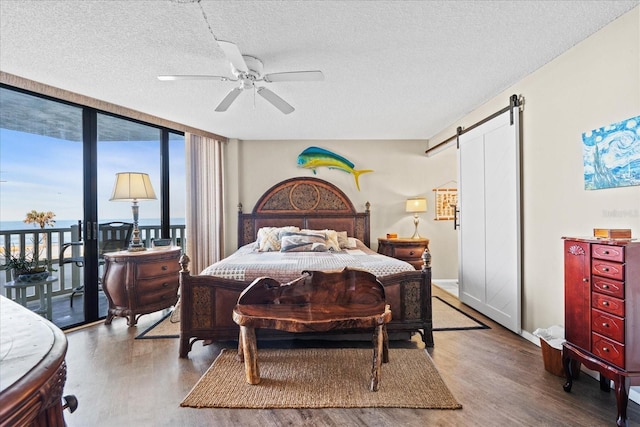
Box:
[0,218,184,231]
[1,219,85,231]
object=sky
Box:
[0,128,185,226]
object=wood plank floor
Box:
[62,285,639,426]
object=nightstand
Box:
[377,237,430,270]
[102,247,181,326]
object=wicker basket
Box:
[541,339,580,378]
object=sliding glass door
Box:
[70,113,162,322]
[0,87,85,328]
[0,85,184,329]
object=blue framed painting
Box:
[583,115,640,190]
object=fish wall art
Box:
[297,146,373,191]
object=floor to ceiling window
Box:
[169,131,186,245]
[0,85,185,329]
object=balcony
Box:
[0,223,185,329]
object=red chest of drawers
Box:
[562,237,640,427]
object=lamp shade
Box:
[110,172,157,201]
[405,197,427,213]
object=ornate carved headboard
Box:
[237,177,370,248]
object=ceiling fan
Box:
[158,40,324,114]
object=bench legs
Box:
[370,324,389,391]
[237,324,390,391]
[239,326,261,384]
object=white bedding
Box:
[200,239,416,283]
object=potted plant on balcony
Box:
[4,252,49,282]
[2,210,57,282]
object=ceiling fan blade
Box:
[158,75,228,81]
[263,71,324,83]
[217,40,248,73]
[257,87,294,114]
[215,87,243,112]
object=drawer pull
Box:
[602,323,609,328]
[582,278,588,283]
[162,282,168,288]
[602,347,609,352]
[602,284,609,289]
[602,267,609,272]
[409,251,415,256]
[603,250,610,255]
[602,301,609,306]
[161,265,168,271]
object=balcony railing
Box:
[0,224,186,300]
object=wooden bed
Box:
[178,177,433,358]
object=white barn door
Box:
[458,109,521,333]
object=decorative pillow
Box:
[323,230,341,251]
[257,226,299,251]
[302,229,341,251]
[337,231,350,249]
[280,231,328,252]
[344,237,359,249]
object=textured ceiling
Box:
[0,0,637,141]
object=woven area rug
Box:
[180,348,462,409]
[137,296,488,339]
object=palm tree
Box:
[23,210,56,229]
[23,210,56,267]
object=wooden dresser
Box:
[377,237,429,269]
[561,237,640,427]
[102,247,181,326]
[0,296,74,426]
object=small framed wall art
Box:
[433,184,458,221]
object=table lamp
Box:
[405,197,427,239]
[110,172,157,251]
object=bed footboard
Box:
[178,254,433,358]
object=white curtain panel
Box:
[185,133,225,274]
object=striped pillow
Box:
[280,231,328,252]
[302,229,341,251]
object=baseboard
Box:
[432,278,458,284]
[432,279,459,298]
[521,329,538,346]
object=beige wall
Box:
[224,138,440,257]
[426,6,640,333]
[225,7,639,336]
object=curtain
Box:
[184,133,225,274]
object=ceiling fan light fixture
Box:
[160,40,322,114]
[230,55,263,79]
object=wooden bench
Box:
[232,268,392,391]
